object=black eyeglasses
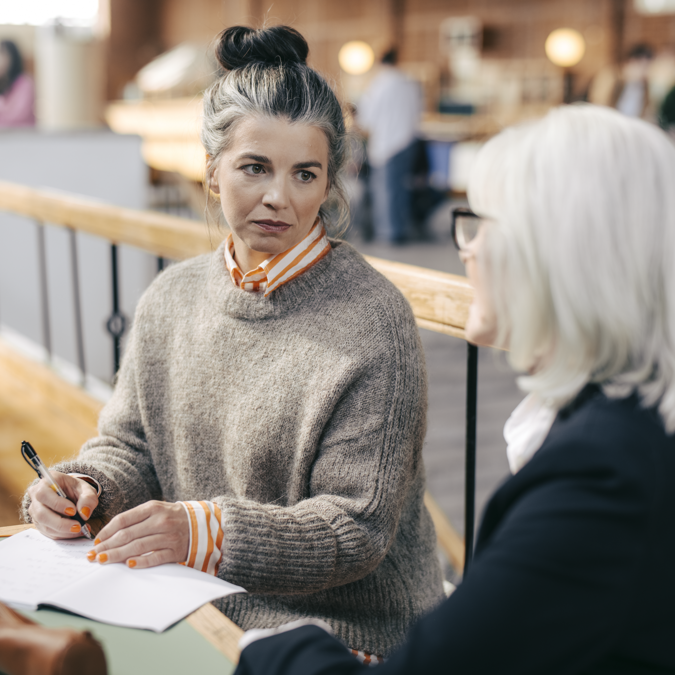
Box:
[451,207,482,251]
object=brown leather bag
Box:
[0,602,107,675]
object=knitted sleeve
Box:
[20,321,163,525]
[214,295,428,594]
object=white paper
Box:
[0,531,97,609]
[0,529,245,632]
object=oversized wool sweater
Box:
[22,239,444,656]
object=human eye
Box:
[297,170,316,183]
[242,164,265,175]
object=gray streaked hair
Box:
[201,25,350,234]
[468,104,675,431]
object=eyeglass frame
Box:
[451,207,482,251]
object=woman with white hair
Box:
[232,104,675,674]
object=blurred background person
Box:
[615,43,654,117]
[357,48,421,244]
[0,39,35,128]
[588,43,654,118]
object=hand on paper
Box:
[27,472,98,540]
[89,500,189,569]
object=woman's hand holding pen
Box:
[27,471,98,539]
[88,500,189,569]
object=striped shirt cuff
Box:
[179,501,224,576]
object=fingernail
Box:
[87,550,96,561]
[80,506,91,519]
[127,559,136,568]
[94,538,101,545]
[65,507,76,516]
[98,552,108,563]
[70,523,81,533]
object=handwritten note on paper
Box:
[0,529,246,631]
[0,531,96,609]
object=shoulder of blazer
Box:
[475,386,672,552]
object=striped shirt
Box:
[179,501,223,575]
[351,649,386,666]
[224,221,331,296]
[180,223,331,576]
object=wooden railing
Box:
[0,180,474,572]
[0,181,473,336]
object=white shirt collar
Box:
[504,393,557,474]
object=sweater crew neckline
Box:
[208,238,341,319]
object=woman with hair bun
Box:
[22,25,444,659]
[232,105,675,674]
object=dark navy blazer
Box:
[235,386,675,674]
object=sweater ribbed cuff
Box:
[216,500,337,593]
[67,474,102,496]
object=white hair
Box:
[468,104,675,431]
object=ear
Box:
[205,154,220,194]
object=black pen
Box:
[21,440,93,540]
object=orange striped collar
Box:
[224,221,331,297]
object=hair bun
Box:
[216,25,309,70]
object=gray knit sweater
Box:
[22,239,443,655]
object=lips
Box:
[254,220,292,233]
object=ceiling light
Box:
[545,28,586,68]
[338,41,375,76]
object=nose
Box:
[262,175,290,211]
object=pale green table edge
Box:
[1,536,235,675]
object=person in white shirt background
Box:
[616,43,654,119]
[357,48,421,244]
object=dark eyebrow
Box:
[237,153,271,164]
[235,155,323,171]
[293,161,323,170]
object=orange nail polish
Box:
[80,506,91,519]
[94,538,101,545]
[98,553,108,563]
[64,507,76,517]
[127,559,136,568]
[70,523,81,533]
[87,550,96,561]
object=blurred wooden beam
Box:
[0,181,223,261]
[611,0,627,64]
[391,0,406,51]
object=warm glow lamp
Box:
[545,28,586,68]
[338,41,375,75]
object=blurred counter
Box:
[105,99,554,185]
[105,98,205,181]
